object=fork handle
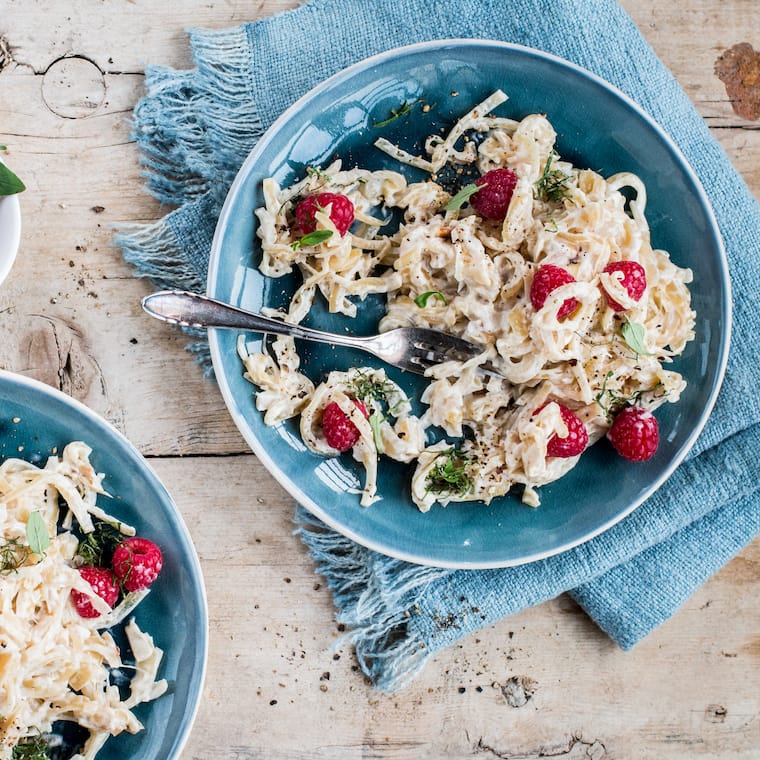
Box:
[142,289,369,349]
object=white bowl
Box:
[0,157,22,285]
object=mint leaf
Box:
[291,229,333,249]
[443,182,481,212]
[0,161,25,196]
[414,290,447,308]
[621,318,652,356]
[26,512,50,556]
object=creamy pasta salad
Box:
[239,90,695,511]
[0,442,166,759]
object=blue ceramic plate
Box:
[207,40,730,569]
[0,371,207,758]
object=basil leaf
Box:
[0,161,25,196]
[621,319,652,355]
[26,512,50,556]
[414,290,447,308]
[291,229,333,249]
[443,182,481,212]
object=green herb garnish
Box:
[349,371,406,417]
[349,371,394,405]
[306,166,331,182]
[414,290,447,308]
[426,448,474,496]
[0,537,30,575]
[290,229,333,250]
[76,519,124,566]
[373,100,416,128]
[443,182,481,212]
[595,370,666,421]
[369,411,385,454]
[534,151,571,203]
[621,318,653,356]
[12,734,50,759]
[25,512,50,557]
[0,156,25,197]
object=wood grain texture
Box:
[0,1,758,757]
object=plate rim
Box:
[207,38,731,569]
[0,369,209,758]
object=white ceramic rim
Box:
[207,39,732,569]
[0,155,21,286]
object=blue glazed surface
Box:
[0,371,207,759]
[207,40,729,568]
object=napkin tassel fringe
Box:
[190,26,267,189]
[114,220,212,370]
[131,66,214,206]
[296,506,451,692]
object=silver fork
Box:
[142,290,493,376]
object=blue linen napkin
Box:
[117,0,760,692]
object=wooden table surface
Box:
[1,2,758,758]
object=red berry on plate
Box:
[322,399,368,452]
[294,192,355,236]
[71,566,120,618]
[112,537,163,592]
[535,402,589,458]
[607,406,659,461]
[602,261,647,311]
[470,168,518,220]
[530,264,579,320]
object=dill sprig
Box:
[76,519,124,567]
[534,151,572,203]
[426,448,474,496]
[349,371,395,405]
[373,99,416,128]
[595,371,666,421]
[12,735,50,759]
[306,166,332,182]
[0,537,30,575]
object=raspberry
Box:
[607,406,659,461]
[602,261,647,311]
[294,192,355,236]
[112,537,163,592]
[71,566,119,618]
[535,402,589,457]
[530,264,579,320]
[470,168,518,220]
[321,399,368,452]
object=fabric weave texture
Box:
[116,0,760,692]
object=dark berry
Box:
[71,566,120,618]
[602,261,647,311]
[535,402,589,457]
[321,400,368,452]
[470,168,518,220]
[112,537,163,592]
[294,192,355,236]
[607,406,659,461]
[530,264,579,320]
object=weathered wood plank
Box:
[151,455,760,759]
[0,1,758,757]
